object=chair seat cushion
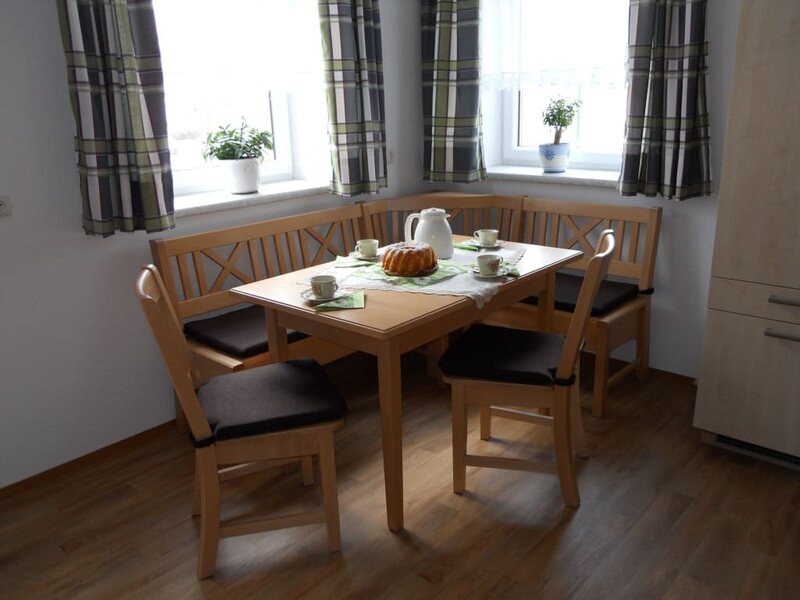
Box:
[184,306,308,358]
[197,358,347,441]
[522,272,639,316]
[438,325,565,386]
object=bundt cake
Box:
[382,242,438,276]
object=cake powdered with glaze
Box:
[381,242,438,276]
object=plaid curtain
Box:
[620,0,712,201]
[318,0,387,197]
[57,0,174,237]
[421,0,485,183]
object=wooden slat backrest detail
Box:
[520,198,662,289]
[150,204,364,319]
[361,193,524,245]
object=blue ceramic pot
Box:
[538,143,570,173]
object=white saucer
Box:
[468,240,504,250]
[348,251,381,262]
[471,266,511,279]
[300,289,350,303]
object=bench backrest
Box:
[149,204,365,319]
[362,192,524,245]
[520,198,662,290]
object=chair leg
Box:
[318,430,342,553]
[192,453,201,516]
[479,406,492,440]
[196,447,221,579]
[570,379,588,459]
[426,336,449,388]
[451,384,467,494]
[592,330,610,418]
[636,302,651,382]
[553,388,580,508]
[174,391,188,434]
[301,456,314,486]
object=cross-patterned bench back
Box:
[520,198,662,290]
[150,204,365,319]
[362,193,524,246]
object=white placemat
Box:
[300,247,525,309]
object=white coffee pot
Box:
[404,207,454,259]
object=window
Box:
[153,0,329,195]
[481,0,629,170]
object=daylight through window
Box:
[153,0,328,194]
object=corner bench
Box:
[151,192,661,423]
[149,204,365,401]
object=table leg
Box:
[538,271,556,331]
[377,343,404,531]
[264,306,289,362]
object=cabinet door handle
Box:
[767,294,800,308]
[764,328,800,343]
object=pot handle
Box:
[404,213,421,243]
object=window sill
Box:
[174,179,329,218]
[486,165,619,188]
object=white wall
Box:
[0,0,423,487]
[0,0,740,486]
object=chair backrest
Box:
[135,265,213,441]
[361,192,524,245]
[520,198,661,291]
[149,204,365,320]
[555,230,616,380]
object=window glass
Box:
[482,0,629,169]
[153,0,327,193]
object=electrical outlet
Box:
[0,196,11,218]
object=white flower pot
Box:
[538,143,571,173]
[224,158,261,194]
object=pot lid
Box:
[420,207,447,216]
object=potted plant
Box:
[539,97,581,173]
[203,119,274,194]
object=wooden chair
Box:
[485,198,661,417]
[439,231,615,508]
[136,265,345,579]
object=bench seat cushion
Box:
[523,272,639,317]
[439,325,565,386]
[184,306,308,358]
[198,358,347,441]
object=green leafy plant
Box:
[202,118,274,161]
[542,97,582,144]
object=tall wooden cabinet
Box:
[694,0,800,457]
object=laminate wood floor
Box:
[2,352,799,599]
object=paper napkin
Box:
[312,290,366,312]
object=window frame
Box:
[170,92,295,196]
[500,90,623,171]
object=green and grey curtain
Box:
[318,0,387,196]
[620,0,711,201]
[421,0,485,183]
[57,0,174,236]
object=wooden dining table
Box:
[231,237,581,531]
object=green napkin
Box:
[335,255,378,268]
[351,260,469,288]
[453,241,480,251]
[312,290,366,312]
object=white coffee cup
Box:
[310,275,338,299]
[474,228,499,247]
[477,254,504,276]
[355,238,379,257]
